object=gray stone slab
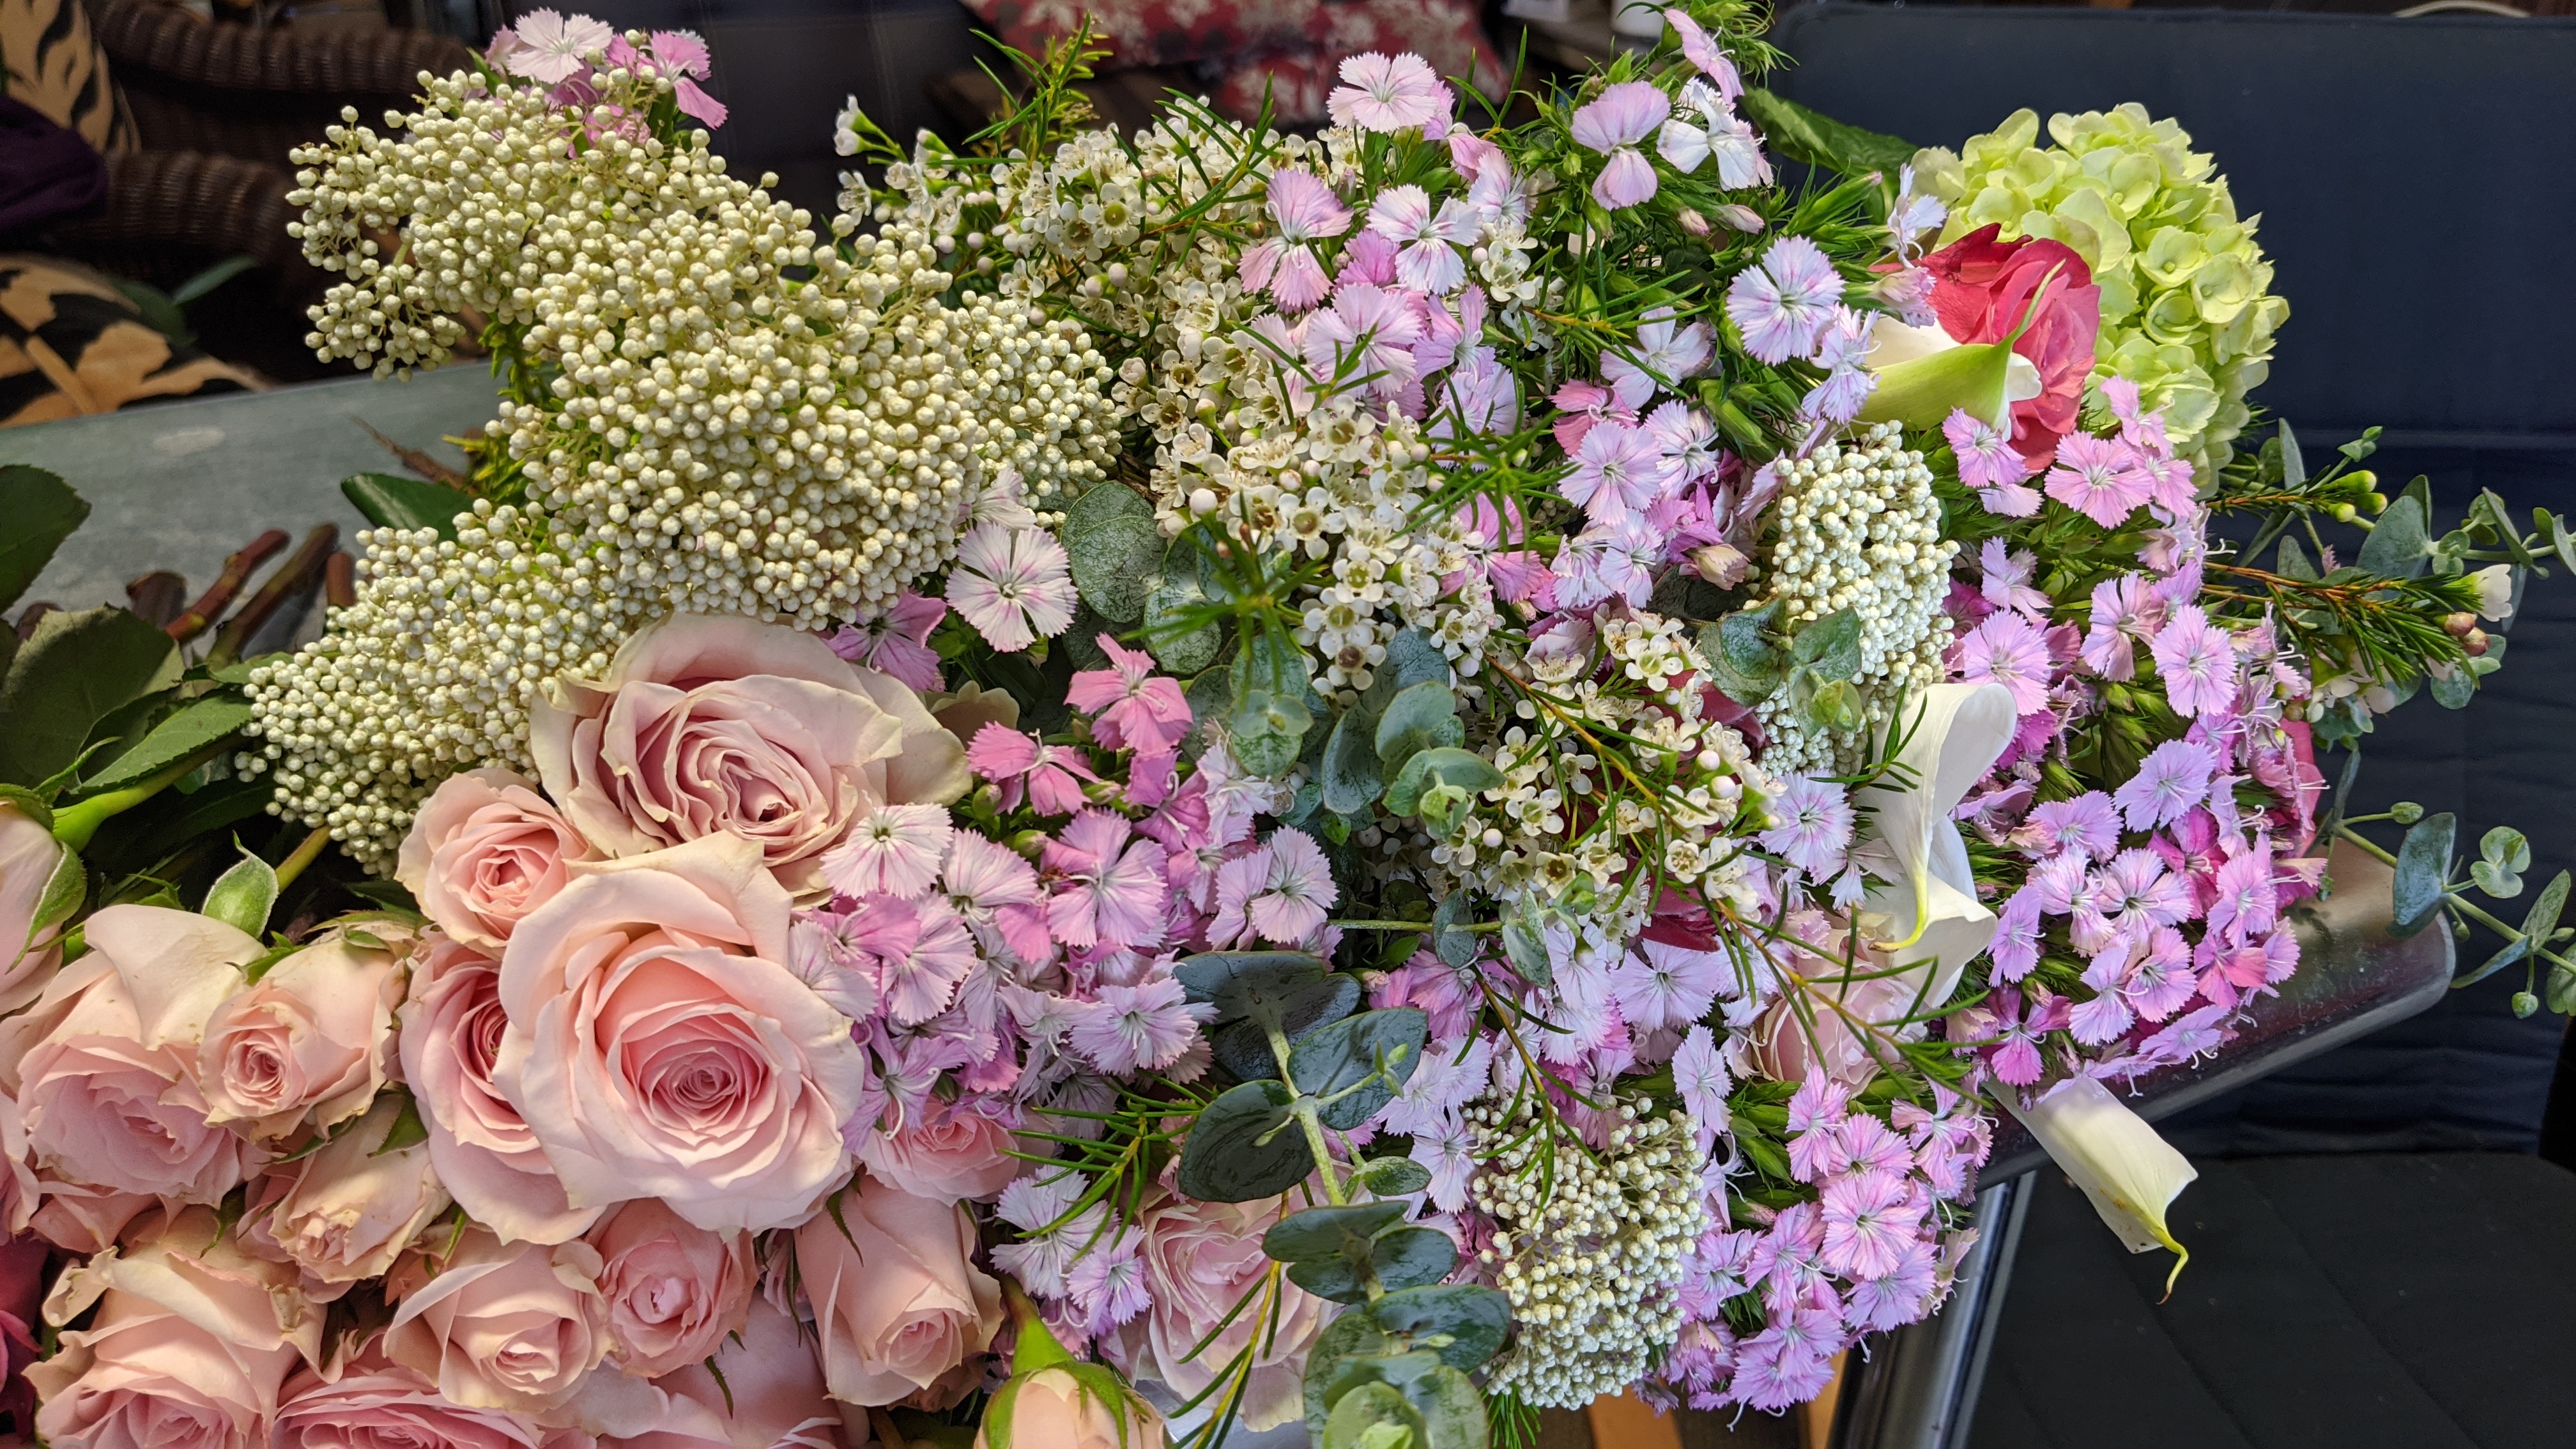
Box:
[3,365,506,612]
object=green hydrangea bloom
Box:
[1914,103,2289,480]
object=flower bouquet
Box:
[2,6,2571,1448]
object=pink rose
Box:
[0,801,66,1015]
[401,932,604,1245]
[198,923,412,1139]
[275,1349,558,1449]
[795,1176,1001,1407]
[1111,1192,1328,1432]
[1923,224,2101,467]
[601,1300,847,1449]
[494,836,871,1234]
[1748,972,1917,1090]
[530,615,968,898]
[975,1367,1165,1449]
[398,769,594,952]
[243,1093,452,1297]
[29,1205,321,1449]
[0,908,266,1204]
[384,1225,610,1414]
[587,1199,753,1377]
[854,1101,1021,1203]
[0,1230,47,1437]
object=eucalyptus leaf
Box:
[2277,420,2306,489]
[1791,609,1863,681]
[2389,811,2457,938]
[1374,681,1462,772]
[1174,1079,1311,1202]
[1290,1223,1457,1305]
[1369,1285,1514,1372]
[2550,963,2576,1016]
[0,607,181,787]
[1322,1380,1424,1449]
[1290,1007,1427,1130]
[1230,690,1309,777]
[1322,709,1386,815]
[1263,1202,1409,1265]
[2455,870,2570,990]
[2430,664,2478,710]
[1143,575,1222,675]
[1499,897,1552,987]
[1795,676,1866,735]
[202,844,279,938]
[1066,515,1162,624]
[0,466,89,615]
[1305,1310,1398,1438]
[1061,479,1155,540]
[1430,893,1478,968]
[1380,629,1450,694]
[2358,494,2430,580]
[1349,1155,1434,1198]
[2274,535,2319,582]
[341,473,472,540]
[1384,746,1499,820]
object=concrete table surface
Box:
[3,366,506,613]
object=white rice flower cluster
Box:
[1753,424,1957,774]
[244,502,618,870]
[254,62,1116,864]
[1469,1101,1706,1409]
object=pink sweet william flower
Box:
[829,589,946,691]
[967,722,1100,815]
[500,9,612,84]
[2080,574,2166,681]
[1943,409,2038,515]
[1243,827,1338,944]
[1068,974,1206,1075]
[2148,604,2239,719]
[947,522,1075,652]
[821,802,953,900]
[1327,52,1448,134]
[1064,634,1192,756]
[1570,81,1671,210]
[1726,235,1843,365]
[1367,185,1480,294]
[1953,611,2054,714]
[1043,809,1169,951]
[1239,168,1351,312]
[2045,433,2153,528]
[1759,776,1853,876]
[1818,1170,1921,1280]
[2113,738,2220,831]
[1663,8,1744,96]
[1602,306,1713,411]
[941,831,1052,965]
[1560,420,1676,525]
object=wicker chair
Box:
[33,1,475,378]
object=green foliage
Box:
[0,466,89,614]
[1062,484,1163,624]
[1173,1079,1308,1202]
[1740,88,1917,180]
[2389,812,2457,939]
[201,841,280,938]
[1291,1008,1427,1130]
[0,607,180,787]
[342,473,473,540]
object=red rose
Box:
[1923,224,2101,467]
